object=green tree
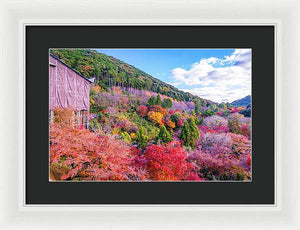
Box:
[189,118,200,140]
[209,104,217,112]
[156,94,162,105]
[226,102,233,108]
[195,116,200,125]
[121,132,131,143]
[180,121,191,148]
[222,109,231,117]
[171,112,181,124]
[135,127,149,148]
[147,96,156,106]
[156,125,173,143]
[202,109,216,117]
[195,100,201,115]
[180,118,200,149]
[199,117,204,125]
[191,110,196,117]
[219,102,227,109]
[162,98,173,109]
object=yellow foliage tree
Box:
[147,111,164,126]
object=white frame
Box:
[1,0,299,229]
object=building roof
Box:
[49,53,93,84]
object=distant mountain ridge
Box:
[50,49,216,106]
[230,95,251,107]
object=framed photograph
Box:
[1,0,299,229]
[26,26,273,205]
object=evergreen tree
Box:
[199,117,204,125]
[219,102,227,109]
[135,127,149,148]
[195,100,201,115]
[147,96,156,106]
[191,110,196,117]
[156,94,162,105]
[195,116,200,125]
[189,118,200,140]
[209,104,217,112]
[180,121,191,148]
[180,118,200,149]
[162,98,173,109]
[136,98,141,107]
[202,108,216,117]
[157,125,173,143]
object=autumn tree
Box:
[137,105,148,117]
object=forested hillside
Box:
[50,49,215,105]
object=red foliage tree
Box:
[137,105,148,117]
[148,105,167,116]
[145,141,194,181]
[49,123,147,181]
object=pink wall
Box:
[49,55,90,111]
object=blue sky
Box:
[95,49,251,103]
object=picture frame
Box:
[26,26,274,205]
[0,0,299,229]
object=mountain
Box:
[50,49,215,106]
[230,95,251,107]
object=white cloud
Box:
[170,49,251,103]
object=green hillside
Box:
[50,49,215,105]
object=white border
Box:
[1,0,299,229]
